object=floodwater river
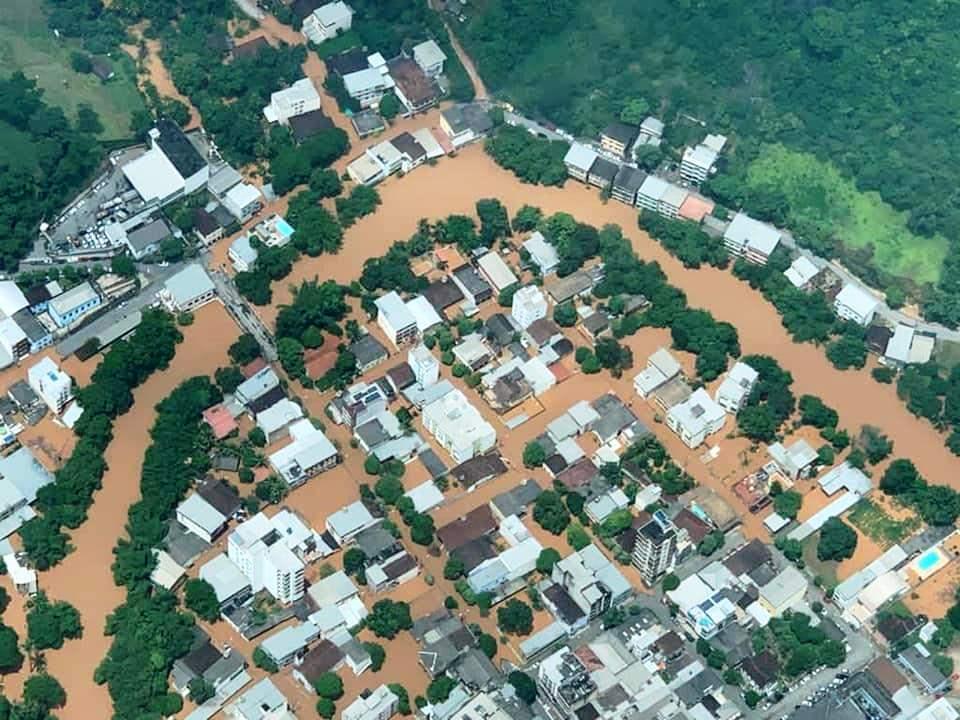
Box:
[1,305,238,717]
[266,144,960,494]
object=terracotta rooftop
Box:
[202,404,238,440]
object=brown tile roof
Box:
[304,344,340,379]
[555,458,599,490]
[437,505,496,551]
[868,657,908,696]
[672,508,711,544]
[450,453,508,489]
[241,357,267,378]
[232,36,271,60]
[297,640,343,684]
[387,58,438,107]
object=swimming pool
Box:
[275,218,295,238]
[918,549,941,572]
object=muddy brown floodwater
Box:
[0,305,238,717]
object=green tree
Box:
[316,698,336,718]
[536,548,561,574]
[314,672,344,699]
[25,592,82,651]
[374,475,405,506]
[553,303,577,327]
[662,573,680,591]
[620,97,649,125]
[253,646,278,673]
[367,600,412,639]
[364,641,386,671]
[443,557,465,580]
[497,599,533,635]
[533,491,570,534]
[567,523,591,550]
[523,440,547,468]
[379,92,402,120]
[343,548,366,576]
[22,673,66,712]
[255,475,289,505]
[508,671,537,704]
[512,205,543,232]
[773,490,802,520]
[215,365,245,394]
[184,579,220,622]
[478,633,497,659]
[229,334,261,365]
[859,425,893,464]
[0,625,22,673]
[817,517,858,561]
[410,513,435,546]
[189,677,215,704]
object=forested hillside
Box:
[457,0,960,321]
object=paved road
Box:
[503,111,572,143]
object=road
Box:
[426,0,488,100]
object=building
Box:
[161,264,216,313]
[784,255,820,289]
[758,565,806,616]
[171,633,248,698]
[263,77,322,125]
[257,398,304,443]
[835,283,880,326]
[587,157,618,190]
[723,212,782,265]
[600,122,637,158]
[268,419,339,486]
[0,448,55,539]
[228,512,312,604]
[511,285,548,329]
[632,511,678,586]
[477,253,518,294]
[226,678,293,720]
[714,361,758,412]
[636,175,689,218]
[537,647,596,715]
[768,438,818,481]
[121,120,208,205]
[125,218,170,260]
[564,143,598,182]
[229,235,259,272]
[633,348,682,398]
[375,291,418,347]
[260,622,320,667]
[194,207,227,246]
[48,281,101,328]
[522,231,560,276]
[412,39,446,77]
[897,645,950,694]
[638,116,665,145]
[301,1,353,44]
[349,334,389,373]
[176,493,229,543]
[390,132,427,172]
[680,144,719,184]
[549,544,631,628]
[13,309,51,355]
[406,295,442,334]
[666,388,726,448]
[422,388,496,464]
[408,344,439,387]
[235,366,280,407]
[27,357,73,414]
[223,183,263,222]
[200,554,252,611]
[342,685,398,720]
[326,501,377,545]
[440,103,493,147]
[0,283,28,319]
[344,67,391,109]
[451,265,493,306]
[288,108,334,143]
[253,214,296,248]
[611,166,646,205]
[0,317,28,365]
[388,57,439,114]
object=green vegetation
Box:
[0,0,145,139]
[622,436,694,496]
[639,214,728,270]
[880,458,960,527]
[817,518,858,562]
[25,592,82,651]
[484,125,568,186]
[737,355,795,443]
[848,499,920,548]
[366,600,412,639]
[772,490,802,521]
[523,440,547,468]
[533,490,570,534]
[497,599,534,635]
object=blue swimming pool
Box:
[917,549,941,572]
[275,218,295,237]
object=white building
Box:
[834,283,880,326]
[477,252,518,293]
[680,143,719,184]
[511,285,548,329]
[344,67,391,109]
[406,295,443,334]
[161,264,217,312]
[226,678,294,720]
[632,511,678,586]
[342,685,398,720]
[784,255,820,289]
[228,512,312,604]
[563,143,597,182]
[176,493,228,543]
[636,175,689,218]
[723,212,782,265]
[256,398,304,443]
[633,348,681,398]
[375,291,418,346]
[263,78,322,125]
[714,361,758,412]
[223,183,263,222]
[523,231,560,276]
[666,388,726,448]
[121,120,209,205]
[268,418,339,487]
[422,388,496,463]
[408,344,439,387]
[326,501,377,545]
[301,1,353,44]
[28,357,73,414]
[412,40,447,78]
[229,235,259,272]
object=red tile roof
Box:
[202,404,238,440]
[241,357,268,378]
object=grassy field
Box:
[848,499,921,548]
[745,145,950,285]
[0,0,145,139]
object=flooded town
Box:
[1,2,960,720]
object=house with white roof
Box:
[767,438,818,481]
[680,144,719,184]
[0,448,55,539]
[422,388,496,463]
[268,418,339,486]
[229,235,259,272]
[413,39,447,77]
[263,78,321,125]
[226,677,294,720]
[261,622,320,668]
[176,493,228,543]
[666,388,726,448]
[308,570,369,637]
[564,143,597,182]
[342,685,398,720]
[408,344,439,387]
[511,285,548,329]
[200,553,253,611]
[634,348,682,398]
[347,151,388,186]
[376,291,418,346]
[344,67,392,109]
[28,357,73,414]
[302,1,353,44]
[406,295,443,334]
[784,255,820,289]
[161,264,216,312]
[523,232,560,276]
[546,544,631,634]
[723,212,782,265]
[326,501,377,545]
[834,283,879,326]
[467,536,542,596]
[714,361,758,413]
[637,176,689,218]
[477,252,518,294]
[223,182,263,222]
[0,283,28,318]
[256,398,304,443]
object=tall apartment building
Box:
[632,511,678,586]
[227,512,310,604]
[422,388,496,464]
[375,291,418,347]
[511,285,548,329]
[301,1,353,44]
[27,357,73,414]
[538,648,597,715]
